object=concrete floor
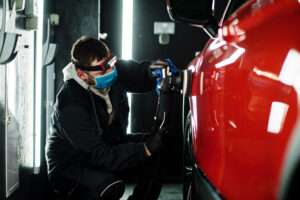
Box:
[121,184,183,200]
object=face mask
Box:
[94,67,118,89]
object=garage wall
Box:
[53,0,98,91]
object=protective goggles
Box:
[74,56,118,72]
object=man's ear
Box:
[76,69,87,80]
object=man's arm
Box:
[116,60,156,93]
[57,105,150,172]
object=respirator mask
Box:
[75,56,118,89]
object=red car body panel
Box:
[188,0,300,199]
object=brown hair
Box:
[71,36,109,66]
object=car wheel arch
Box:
[279,119,300,200]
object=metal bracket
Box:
[44,43,56,66]
[43,18,57,66]
[0,31,19,64]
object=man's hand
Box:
[150,59,178,95]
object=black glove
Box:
[145,129,165,154]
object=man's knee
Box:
[79,168,125,200]
[98,180,125,200]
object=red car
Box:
[166,0,300,199]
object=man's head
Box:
[71,36,117,89]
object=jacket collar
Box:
[63,62,89,90]
[62,63,113,115]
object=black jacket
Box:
[46,60,155,191]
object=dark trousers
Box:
[68,133,164,200]
[120,154,163,200]
[67,156,163,200]
[121,133,163,199]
